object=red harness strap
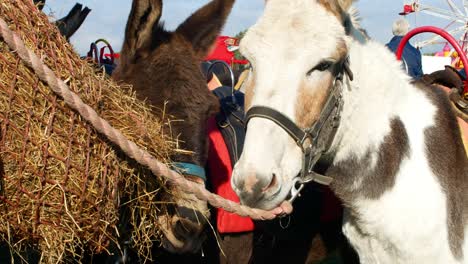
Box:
[206,116,255,233]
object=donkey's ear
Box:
[176,0,235,57]
[120,0,162,64]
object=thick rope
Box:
[0,18,289,220]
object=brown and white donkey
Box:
[232,0,468,263]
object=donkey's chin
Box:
[239,183,293,211]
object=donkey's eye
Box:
[307,60,334,76]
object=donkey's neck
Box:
[326,39,438,205]
[326,38,468,261]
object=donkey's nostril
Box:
[262,173,278,193]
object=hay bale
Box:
[0,0,174,262]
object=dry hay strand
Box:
[0,0,178,262]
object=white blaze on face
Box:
[231,0,349,209]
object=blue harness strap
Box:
[171,162,206,182]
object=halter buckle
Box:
[287,178,304,203]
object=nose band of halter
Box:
[245,106,308,145]
[244,57,352,203]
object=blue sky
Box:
[44,0,465,56]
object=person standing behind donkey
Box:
[386,18,423,79]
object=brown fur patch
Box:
[295,41,348,128]
[328,118,409,202]
[413,81,468,259]
[295,75,333,128]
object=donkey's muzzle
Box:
[232,167,280,207]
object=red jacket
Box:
[206,116,255,233]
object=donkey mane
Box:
[346,7,362,32]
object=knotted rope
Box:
[0,17,290,221]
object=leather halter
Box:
[245,57,353,203]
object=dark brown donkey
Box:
[112,0,235,256]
